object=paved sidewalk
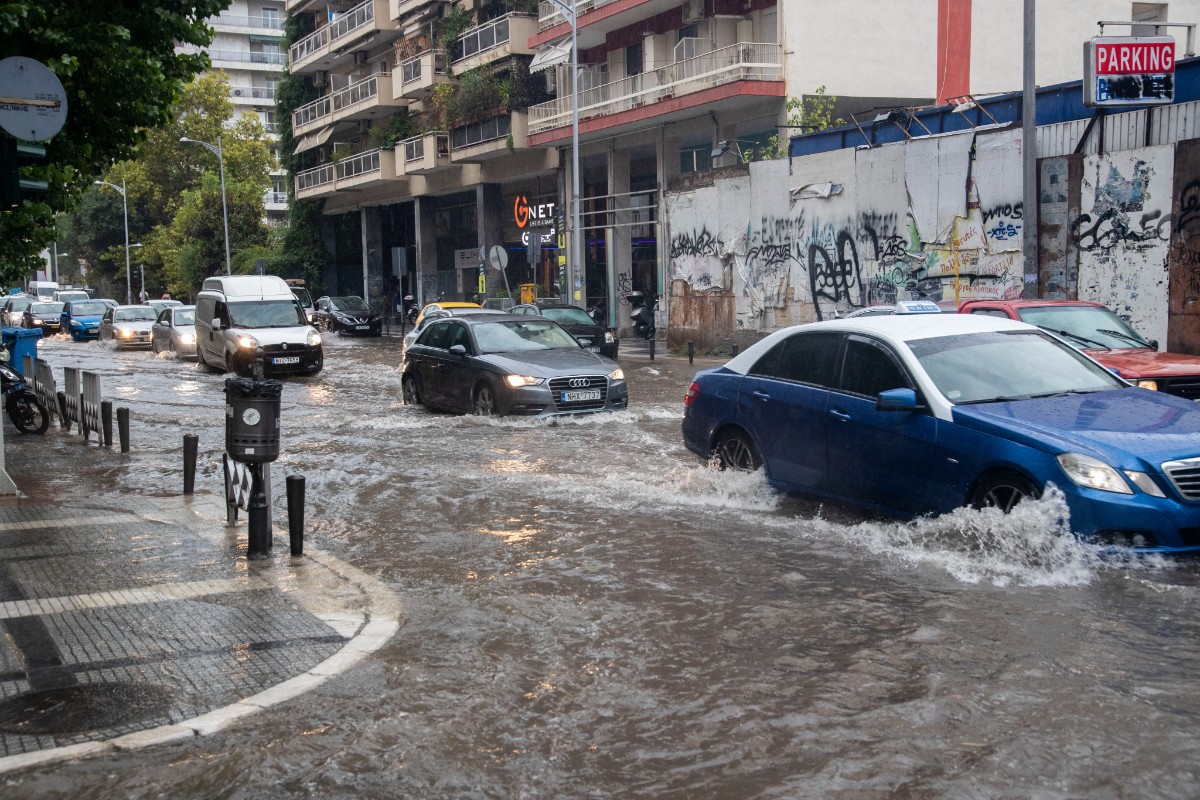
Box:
[0,462,401,774]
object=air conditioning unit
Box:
[682,0,704,24]
[313,70,327,87]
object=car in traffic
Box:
[100,305,157,349]
[22,301,64,336]
[682,312,1200,553]
[411,301,481,330]
[511,301,619,358]
[313,295,383,336]
[151,304,197,358]
[958,299,1200,400]
[60,299,109,341]
[2,295,32,327]
[402,306,494,354]
[54,289,90,303]
[145,298,183,315]
[402,313,628,417]
[286,279,315,324]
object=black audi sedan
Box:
[401,313,627,417]
[510,302,618,358]
[313,295,383,336]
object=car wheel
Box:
[402,374,422,406]
[970,471,1040,513]
[714,428,762,472]
[473,382,499,416]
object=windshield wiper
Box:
[1027,388,1104,399]
[1096,328,1150,348]
[956,394,1033,405]
[1039,326,1110,350]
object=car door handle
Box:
[751,389,771,401]
[830,409,851,422]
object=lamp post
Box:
[52,242,67,284]
[180,135,232,275]
[543,0,581,308]
[93,177,134,303]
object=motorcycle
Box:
[403,296,419,326]
[0,345,49,434]
[588,297,608,327]
[628,291,657,341]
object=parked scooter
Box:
[588,297,608,327]
[403,295,419,326]
[628,291,657,340]
[0,344,49,434]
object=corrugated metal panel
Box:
[1036,101,1200,158]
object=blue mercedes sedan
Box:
[682,312,1200,553]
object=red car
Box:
[958,300,1200,400]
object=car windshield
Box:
[71,301,107,315]
[1016,305,1152,350]
[9,299,30,311]
[473,320,580,353]
[330,296,370,314]
[229,299,305,328]
[116,307,157,321]
[540,306,595,326]
[174,309,196,326]
[58,292,88,301]
[31,302,64,314]
[291,287,313,307]
[909,329,1124,404]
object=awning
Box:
[293,126,334,154]
[529,41,571,74]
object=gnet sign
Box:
[1084,36,1175,107]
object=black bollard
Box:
[731,343,739,357]
[286,474,305,556]
[649,338,656,361]
[247,464,270,559]
[101,400,113,447]
[688,341,694,365]
[183,434,199,495]
[56,391,69,430]
[80,393,89,441]
[117,406,130,453]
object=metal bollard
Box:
[649,338,656,361]
[183,434,198,495]
[286,474,305,556]
[80,393,88,441]
[117,407,130,453]
[688,341,694,365]
[731,343,739,357]
[56,391,69,430]
[247,463,270,559]
[101,400,113,447]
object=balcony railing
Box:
[293,74,392,133]
[289,0,376,65]
[264,191,288,205]
[537,0,619,30]
[451,114,510,150]
[528,42,782,135]
[213,13,284,31]
[296,164,335,193]
[208,49,287,66]
[453,13,510,63]
[231,86,277,100]
[294,96,331,130]
[290,26,328,63]
[400,49,447,85]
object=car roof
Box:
[429,312,521,325]
[961,299,1105,310]
[724,314,1037,374]
[424,301,481,310]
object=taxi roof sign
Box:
[894,301,943,315]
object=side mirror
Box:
[212,318,222,331]
[448,344,467,356]
[1148,339,1160,351]
[876,388,922,412]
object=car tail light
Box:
[684,381,700,407]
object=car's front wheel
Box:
[402,374,422,406]
[970,471,1040,512]
[714,429,761,471]
[473,383,499,416]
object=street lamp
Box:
[180,135,232,275]
[93,177,135,303]
[543,0,582,309]
[52,242,67,284]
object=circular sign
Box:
[488,245,509,271]
[0,57,68,142]
[242,408,261,426]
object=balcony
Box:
[295,163,336,200]
[528,42,783,138]
[450,111,537,163]
[289,0,396,73]
[230,85,276,103]
[264,190,288,211]
[397,49,449,99]
[292,73,404,136]
[390,0,445,20]
[206,48,286,71]
[293,148,401,201]
[397,132,451,175]
[212,13,284,34]
[451,13,538,73]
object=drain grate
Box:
[0,682,175,736]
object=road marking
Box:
[0,577,254,620]
[0,514,139,532]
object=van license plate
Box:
[561,390,601,402]
[273,356,301,365]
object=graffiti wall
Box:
[1169,138,1200,354]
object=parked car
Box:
[511,301,619,358]
[100,305,156,349]
[959,299,1200,400]
[60,299,109,341]
[313,295,383,336]
[402,313,628,417]
[145,298,183,314]
[682,312,1200,554]
[22,301,64,336]
[2,295,32,327]
[151,304,197,358]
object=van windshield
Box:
[229,299,306,328]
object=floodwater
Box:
[11,332,1200,799]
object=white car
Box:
[100,305,157,349]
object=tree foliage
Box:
[744,87,846,162]
[0,0,229,285]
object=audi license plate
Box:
[561,389,601,403]
[273,356,301,365]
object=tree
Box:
[159,173,268,294]
[744,87,846,162]
[0,0,228,284]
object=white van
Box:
[194,275,323,376]
[28,280,58,300]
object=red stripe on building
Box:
[937,0,972,105]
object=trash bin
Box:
[1,326,41,377]
[225,377,283,464]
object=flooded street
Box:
[10,332,1200,799]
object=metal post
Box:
[217,136,231,276]
[101,400,112,447]
[688,341,694,365]
[122,177,131,304]
[79,393,88,442]
[649,338,655,361]
[56,390,69,430]
[247,463,270,559]
[117,406,130,453]
[1021,0,1037,299]
[286,474,305,556]
[732,343,739,357]
[183,433,198,495]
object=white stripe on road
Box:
[0,577,255,620]
[0,514,140,532]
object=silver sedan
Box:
[151,304,197,358]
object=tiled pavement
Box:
[0,481,401,774]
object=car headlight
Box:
[1057,452,1132,494]
[1122,470,1166,498]
[604,331,615,343]
[237,334,259,350]
[609,368,625,382]
[119,328,134,338]
[505,374,544,387]
[180,333,196,345]
[307,330,322,347]
[307,312,315,323]
[31,319,42,325]
[70,320,81,328]
[1135,379,1159,391]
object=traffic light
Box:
[1,134,49,208]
